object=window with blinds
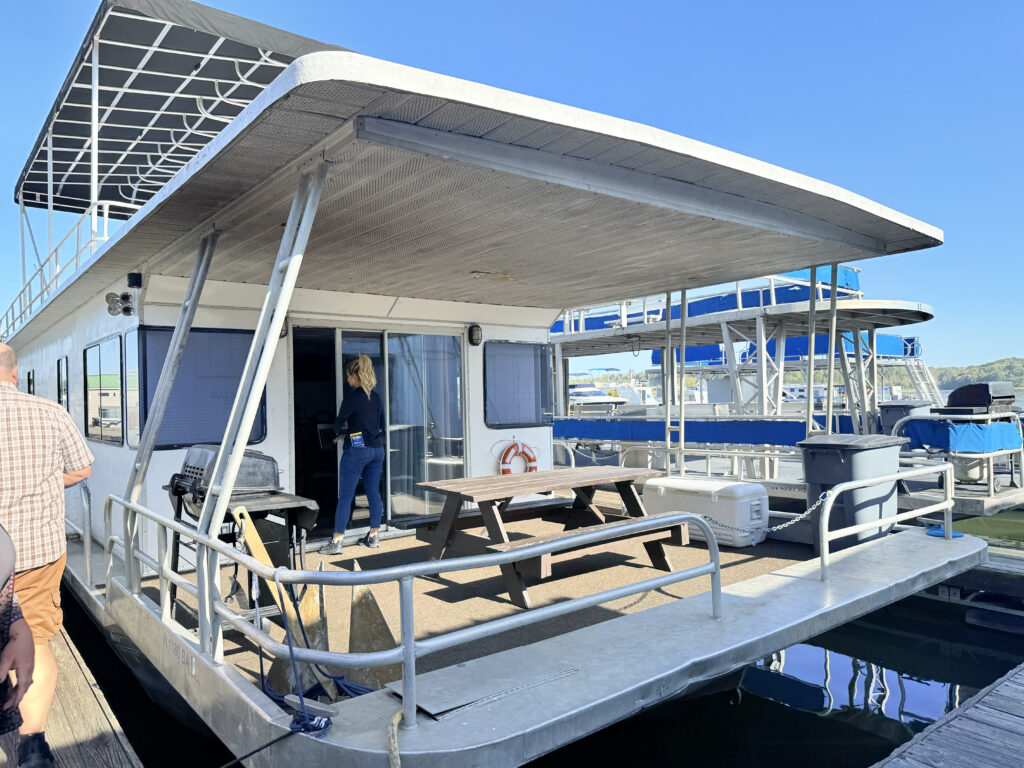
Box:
[483,341,553,428]
[137,327,266,450]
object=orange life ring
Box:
[500,441,539,474]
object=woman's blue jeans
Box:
[334,445,386,535]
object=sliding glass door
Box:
[292,327,464,537]
[387,333,464,518]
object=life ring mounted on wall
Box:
[500,440,539,474]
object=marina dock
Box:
[0,629,142,768]
[874,659,1024,768]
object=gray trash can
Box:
[797,434,909,554]
[879,400,932,436]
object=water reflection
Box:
[529,597,1024,767]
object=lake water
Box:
[64,591,1024,768]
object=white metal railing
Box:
[102,494,722,728]
[557,271,864,336]
[1,200,139,341]
[817,461,954,580]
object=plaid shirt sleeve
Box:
[57,409,94,472]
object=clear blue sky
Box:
[1,1,1020,368]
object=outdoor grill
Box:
[166,444,318,530]
[932,381,1017,416]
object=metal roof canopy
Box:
[555,299,935,357]
[15,0,341,216]
[12,50,945,345]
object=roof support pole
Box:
[805,266,818,436]
[838,335,860,434]
[554,342,565,418]
[677,288,687,476]
[868,328,879,422]
[18,194,26,286]
[756,315,769,416]
[824,264,839,434]
[664,291,672,475]
[90,33,100,247]
[853,326,870,434]
[199,162,329,538]
[721,322,741,416]
[194,162,328,658]
[775,324,788,416]
[47,128,54,260]
[121,232,217,594]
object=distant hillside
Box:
[930,357,1024,390]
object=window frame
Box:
[482,340,554,429]
[137,325,267,451]
[82,333,125,446]
[56,356,69,410]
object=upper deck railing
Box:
[2,200,139,342]
[553,270,864,337]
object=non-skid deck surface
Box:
[873,660,1024,768]
[0,629,142,768]
[154,509,810,686]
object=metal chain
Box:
[699,491,830,534]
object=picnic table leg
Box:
[479,499,532,609]
[568,485,606,527]
[615,481,674,571]
[429,494,463,560]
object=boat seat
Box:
[485,509,689,580]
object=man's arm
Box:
[63,465,92,488]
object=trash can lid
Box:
[797,434,910,450]
[879,400,933,408]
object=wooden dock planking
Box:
[0,629,142,768]
[873,660,1024,768]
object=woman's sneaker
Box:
[320,539,344,556]
[360,532,380,549]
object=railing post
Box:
[399,576,418,729]
[819,493,834,581]
[157,524,170,621]
[943,466,953,539]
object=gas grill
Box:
[932,381,1017,416]
[165,445,319,617]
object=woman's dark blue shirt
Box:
[334,388,385,449]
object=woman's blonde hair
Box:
[347,354,377,397]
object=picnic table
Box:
[418,466,688,608]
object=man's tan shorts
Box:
[13,553,66,643]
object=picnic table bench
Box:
[418,466,689,608]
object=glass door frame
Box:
[329,324,468,535]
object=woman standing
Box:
[322,355,386,556]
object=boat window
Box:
[83,336,124,445]
[56,357,69,410]
[26,370,35,395]
[483,341,554,428]
[137,326,266,450]
[124,330,140,448]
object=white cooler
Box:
[643,477,769,547]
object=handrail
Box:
[817,462,954,581]
[1,200,140,341]
[104,494,723,727]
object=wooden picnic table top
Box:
[419,466,661,503]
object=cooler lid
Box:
[797,434,909,450]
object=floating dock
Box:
[0,629,142,768]
[874,659,1024,768]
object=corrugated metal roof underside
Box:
[554,300,934,357]
[10,58,944,345]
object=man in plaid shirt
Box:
[0,343,93,768]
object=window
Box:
[84,336,123,444]
[138,327,265,449]
[484,341,553,428]
[124,331,140,448]
[26,370,35,395]
[56,357,69,409]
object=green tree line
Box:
[929,357,1024,389]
